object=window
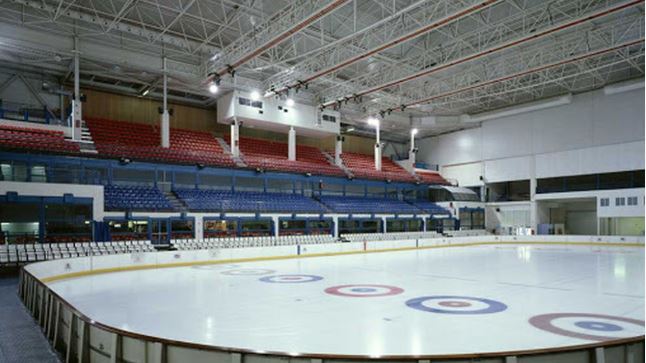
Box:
[627,196,638,206]
[238,97,263,109]
[615,197,625,206]
[322,114,337,123]
[599,198,609,207]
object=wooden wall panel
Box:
[82,88,220,132]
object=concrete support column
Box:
[160,57,170,148]
[72,37,82,141]
[529,155,538,233]
[409,129,417,169]
[332,216,339,238]
[272,216,280,237]
[230,118,240,158]
[288,126,296,161]
[194,215,203,241]
[374,122,382,171]
[334,136,343,166]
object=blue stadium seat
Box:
[317,195,422,214]
[409,201,452,216]
[174,189,327,213]
[104,185,173,211]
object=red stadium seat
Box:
[416,170,451,185]
[340,152,416,183]
[85,118,235,167]
[226,136,346,177]
[0,125,80,154]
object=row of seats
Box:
[0,241,155,266]
[230,136,346,177]
[317,195,422,214]
[86,118,235,167]
[341,231,441,242]
[415,170,450,185]
[105,184,173,211]
[341,152,417,183]
[0,124,80,154]
[0,118,451,186]
[174,189,327,213]
[99,183,453,215]
[446,229,491,237]
[409,201,452,215]
[173,234,337,250]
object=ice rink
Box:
[47,244,645,356]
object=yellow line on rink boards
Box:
[39,241,643,283]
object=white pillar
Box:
[72,37,82,141]
[288,126,296,161]
[160,57,170,148]
[334,135,343,166]
[194,215,203,241]
[529,155,538,233]
[272,216,280,237]
[408,130,417,169]
[230,118,240,157]
[374,122,382,171]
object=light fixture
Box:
[208,82,219,94]
[286,98,295,107]
[367,117,379,126]
[250,90,261,101]
[141,88,150,96]
[345,126,355,132]
[411,128,418,136]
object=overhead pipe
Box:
[208,0,350,80]
[321,0,642,108]
[395,38,645,112]
[269,0,500,96]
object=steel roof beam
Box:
[207,0,351,79]
[320,0,642,108]
[264,0,501,96]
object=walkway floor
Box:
[0,276,60,363]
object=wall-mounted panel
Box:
[484,156,532,183]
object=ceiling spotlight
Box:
[367,117,379,127]
[286,98,295,107]
[250,90,261,101]
[411,128,419,136]
[208,82,219,94]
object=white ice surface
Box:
[47,245,645,356]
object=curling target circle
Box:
[191,264,240,270]
[324,284,404,297]
[406,296,507,314]
[259,274,323,283]
[220,268,275,276]
[529,313,644,341]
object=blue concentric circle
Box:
[406,295,508,314]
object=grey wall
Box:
[416,86,645,186]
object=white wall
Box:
[417,87,645,186]
[0,181,104,220]
[217,91,340,135]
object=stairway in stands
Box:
[215,136,246,167]
[74,121,98,155]
[164,191,188,212]
[321,150,353,178]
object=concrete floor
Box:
[0,275,60,363]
